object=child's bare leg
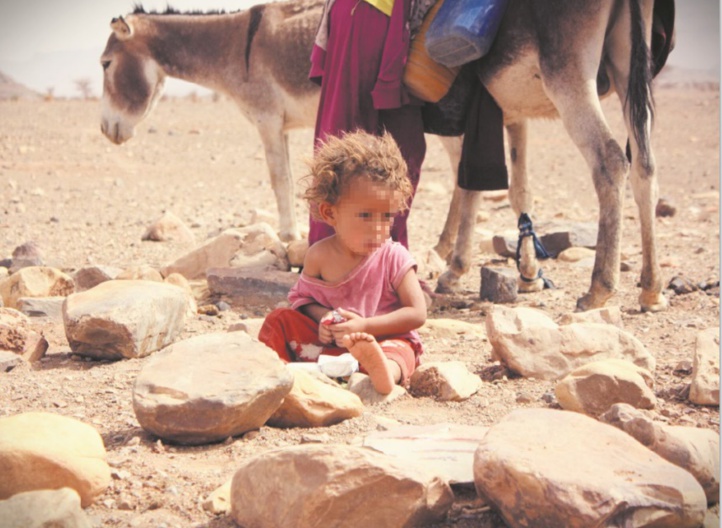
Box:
[342,332,400,395]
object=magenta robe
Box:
[308,0,427,249]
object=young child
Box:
[258,130,427,395]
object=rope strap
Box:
[516,213,555,289]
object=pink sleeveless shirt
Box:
[288,239,423,357]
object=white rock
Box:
[0,487,92,528]
[690,327,720,406]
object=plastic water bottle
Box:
[425,0,510,68]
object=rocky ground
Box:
[0,80,719,527]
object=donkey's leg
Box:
[506,121,545,292]
[433,136,464,261]
[543,81,627,310]
[256,121,300,241]
[436,188,483,293]
[606,2,666,312]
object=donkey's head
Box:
[100,16,165,144]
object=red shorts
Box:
[258,308,418,384]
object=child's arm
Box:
[329,268,426,341]
[296,243,335,343]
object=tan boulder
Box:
[231,444,453,528]
[410,361,482,401]
[0,412,110,507]
[141,211,195,244]
[133,332,293,444]
[63,280,188,359]
[486,305,654,380]
[267,369,364,428]
[0,266,74,309]
[116,264,163,282]
[555,359,656,416]
[601,403,720,503]
[474,408,706,527]
[0,307,48,362]
[161,224,289,280]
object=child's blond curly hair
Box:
[303,130,413,220]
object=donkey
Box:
[100,0,667,312]
[100,0,324,242]
[433,0,668,312]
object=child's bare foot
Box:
[342,332,395,395]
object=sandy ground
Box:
[0,83,719,527]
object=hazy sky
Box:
[0,0,719,97]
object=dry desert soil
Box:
[0,80,719,527]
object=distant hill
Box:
[0,70,42,100]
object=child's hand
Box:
[327,308,367,343]
[318,310,341,344]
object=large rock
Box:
[0,307,48,362]
[161,224,289,280]
[486,305,654,380]
[0,487,91,527]
[63,280,188,359]
[231,444,453,528]
[601,403,720,504]
[555,359,656,416]
[690,327,720,406]
[133,332,293,444]
[0,266,74,309]
[0,412,110,507]
[267,369,364,428]
[474,409,706,527]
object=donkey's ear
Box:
[110,16,133,39]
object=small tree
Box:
[74,78,93,100]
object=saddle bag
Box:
[425,0,510,67]
[403,0,460,103]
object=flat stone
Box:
[207,267,298,308]
[17,296,65,322]
[363,423,489,485]
[0,351,23,372]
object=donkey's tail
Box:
[626,0,655,166]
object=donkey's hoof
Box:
[435,271,460,294]
[278,229,301,242]
[639,291,668,313]
[518,277,545,293]
[575,293,607,312]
